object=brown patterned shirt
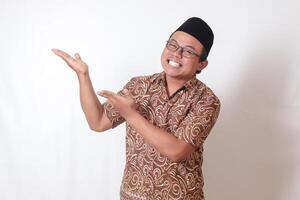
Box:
[104,72,220,200]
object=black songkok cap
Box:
[174,17,214,56]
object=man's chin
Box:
[163,66,181,76]
[164,71,182,79]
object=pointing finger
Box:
[97,90,118,100]
[97,90,121,106]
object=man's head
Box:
[175,17,214,59]
[161,17,214,80]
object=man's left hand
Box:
[97,89,137,119]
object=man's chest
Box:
[134,85,194,133]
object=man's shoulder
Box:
[195,79,220,105]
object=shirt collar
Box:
[157,71,199,91]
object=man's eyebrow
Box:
[168,39,178,43]
[184,45,196,50]
[169,39,197,50]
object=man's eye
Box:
[184,49,194,55]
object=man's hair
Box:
[196,48,208,74]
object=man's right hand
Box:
[52,48,88,75]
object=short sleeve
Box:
[103,76,142,128]
[175,92,221,148]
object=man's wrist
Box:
[77,70,89,78]
[126,110,140,125]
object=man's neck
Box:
[165,74,195,97]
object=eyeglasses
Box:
[165,40,201,58]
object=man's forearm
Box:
[126,111,195,162]
[77,72,104,130]
[97,89,195,160]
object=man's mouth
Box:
[167,59,182,68]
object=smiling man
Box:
[52,17,220,200]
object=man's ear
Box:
[198,60,208,71]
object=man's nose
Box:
[173,47,183,58]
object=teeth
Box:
[168,60,180,68]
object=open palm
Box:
[52,48,88,74]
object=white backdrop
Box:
[0,0,299,199]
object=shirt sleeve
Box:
[103,76,141,128]
[175,91,221,148]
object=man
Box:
[52,17,220,200]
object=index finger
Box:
[98,90,118,100]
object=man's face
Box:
[161,31,208,81]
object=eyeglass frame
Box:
[165,39,202,58]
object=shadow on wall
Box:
[204,36,298,200]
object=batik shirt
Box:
[103,72,220,200]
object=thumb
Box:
[74,53,81,60]
[122,89,130,96]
